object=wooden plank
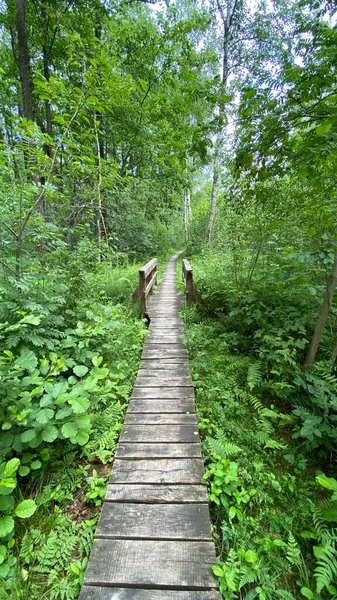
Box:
[110,459,204,484]
[140,359,188,369]
[128,399,195,413]
[115,442,201,458]
[125,413,197,426]
[135,376,192,387]
[137,367,190,377]
[105,484,208,503]
[120,425,199,443]
[147,334,183,343]
[132,387,194,399]
[96,503,211,541]
[80,587,221,599]
[83,539,218,589]
[142,346,187,359]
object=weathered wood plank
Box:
[137,367,190,377]
[125,413,197,426]
[147,334,183,343]
[105,483,208,503]
[120,425,199,443]
[128,399,195,413]
[142,346,187,359]
[110,459,204,484]
[80,587,221,599]
[83,539,218,589]
[96,503,211,541]
[115,442,201,459]
[139,359,188,369]
[132,387,194,399]
[135,376,192,387]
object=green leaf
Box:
[15,350,38,371]
[71,397,89,415]
[316,121,332,135]
[212,565,224,577]
[321,506,337,522]
[0,545,6,565]
[52,381,68,399]
[76,415,91,429]
[71,431,89,446]
[300,588,314,600]
[15,499,37,519]
[0,516,14,537]
[30,460,42,470]
[74,365,89,377]
[61,422,78,438]
[20,430,36,443]
[19,466,30,477]
[4,459,20,478]
[0,496,14,511]
[316,474,337,492]
[36,408,54,425]
[92,356,103,367]
[42,426,58,443]
[0,563,9,578]
[245,550,258,563]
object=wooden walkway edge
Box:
[79,254,221,600]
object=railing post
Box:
[186,269,193,308]
[139,270,146,316]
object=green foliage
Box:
[184,297,337,600]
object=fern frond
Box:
[314,542,337,593]
[264,439,286,450]
[286,532,300,566]
[207,434,242,458]
[247,362,262,390]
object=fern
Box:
[314,541,337,593]
[286,532,300,566]
[239,565,259,588]
[207,433,242,458]
[247,362,262,390]
[264,439,286,450]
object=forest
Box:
[0,0,337,598]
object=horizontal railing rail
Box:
[182,258,203,308]
[131,258,158,316]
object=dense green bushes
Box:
[183,249,337,600]
[0,261,146,598]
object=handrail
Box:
[182,258,203,308]
[131,258,158,316]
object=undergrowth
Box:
[183,251,337,600]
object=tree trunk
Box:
[304,251,337,367]
[207,166,219,242]
[207,0,237,242]
[16,0,34,121]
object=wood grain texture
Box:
[135,376,192,387]
[96,503,211,541]
[120,425,199,443]
[110,458,204,484]
[115,442,201,459]
[137,367,190,377]
[83,539,218,589]
[125,413,197,426]
[139,359,187,369]
[132,387,194,399]
[127,399,195,413]
[105,484,208,503]
[79,587,221,599]
[142,346,187,359]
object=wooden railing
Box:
[182,258,203,308]
[131,258,158,316]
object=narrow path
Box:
[79,254,221,599]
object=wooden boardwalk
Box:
[79,254,220,600]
